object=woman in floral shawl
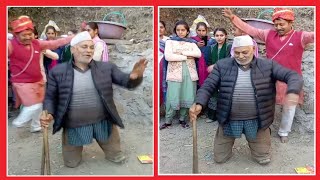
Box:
[160,20,201,130]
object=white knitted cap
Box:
[233,35,253,47]
[70,31,92,46]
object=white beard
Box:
[235,58,253,66]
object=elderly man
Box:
[8,16,72,132]
[189,35,303,165]
[40,31,148,168]
[222,8,314,143]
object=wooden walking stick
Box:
[41,110,51,175]
[41,142,45,175]
[192,117,199,174]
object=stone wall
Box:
[8,7,153,41]
[275,45,315,134]
[108,40,154,126]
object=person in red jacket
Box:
[8,16,72,132]
[223,8,314,143]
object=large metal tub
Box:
[242,18,274,30]
[92,21,127,39]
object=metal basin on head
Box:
[92,21,127,39]
[242,18,274,30]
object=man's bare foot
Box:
[257,158,271,165]
[280,136,289,143]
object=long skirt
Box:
[12,80,45,108]
[165,62,196,111]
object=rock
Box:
[121,91,137,99]
[109,42,153,125]
[115,44,134,53]
[103,39,133,45]
[139,48,153,57]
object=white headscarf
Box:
[40,20,61,40]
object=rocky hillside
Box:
[8,7,153,41]
[160,7,314,36]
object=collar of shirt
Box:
[72,60,90,73]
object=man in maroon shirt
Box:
[223,8,314,143]
[8,16,72,132]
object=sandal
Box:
[180,121,190,128]
[160,123,172,130]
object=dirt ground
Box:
[7,110,153,176]
[159,116,314,175]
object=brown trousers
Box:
[213,126,271,163]
[62,124,121,168]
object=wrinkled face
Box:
[46,29,56,40]
[232,26,244,37]
[274,18,293,36]
[214,30,227,45]
[159,22,166,36]
[85,25,98,38]
[233,46,255,65]
[16,29,33,45]
[196,25,207,37]
[175,24,188,38]
[71,40,94,64]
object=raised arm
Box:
[111,58,147,89]
[222,8,270,42]
[43,49,59,60]
[39,36,72,51]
